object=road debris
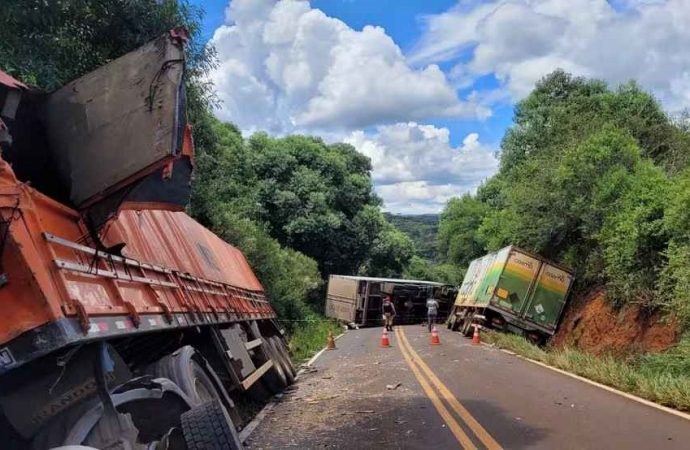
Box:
[300,364,318,374]
[355,410,375,414]
[386,382,402,390]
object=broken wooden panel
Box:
[42,32,187,207]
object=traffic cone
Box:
[381,327,391,348]
[472,324,481,345]
[326,330,336,350]
[430,325,441,346]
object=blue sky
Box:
[193,0,509,147]
[191,0,690,213]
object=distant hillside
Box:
[385,213,439,260]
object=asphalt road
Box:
[247,325,690,449]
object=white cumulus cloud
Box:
[345,123,499,214]
[209,0,490,135]
[409,0,690,110]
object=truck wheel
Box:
[268,337,294,385]
[461,313,474,337]
[270,336,296,379]
[181,401,242,450]
[143,346,221,405]
[451,317,461,332]
[258,339,288,394]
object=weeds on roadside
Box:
[288,315,343,365]
[484,332,690,412]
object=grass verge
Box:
[287,314,342,365]
[484,331,690,412]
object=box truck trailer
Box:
[448,246,574,343]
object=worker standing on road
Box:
[382,295,396,331]
[426,296,439,332]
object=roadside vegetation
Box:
[434,70,690,410]
[485,332,690,411]
[436,71,690,327]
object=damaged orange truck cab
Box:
[0,30,293,450]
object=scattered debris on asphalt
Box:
[386,382,402,390]
[300,365,318,374]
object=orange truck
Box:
[0,30,294,450]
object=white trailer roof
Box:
[329,275,445,286]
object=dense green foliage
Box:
[403,256,463,285]
[0,0,213,94]
[190,119,415,283]
[385,213,439,260]
[438,69,690,326]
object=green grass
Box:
[484,332,690,412]
[287,315,342,365]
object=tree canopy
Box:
[437,69,690,326]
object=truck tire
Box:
[461,313,474,337]
[269,336,295,384]
[143,346,221,405]
[270,336,296,376]
[258,339,288,394]
[181,401,242,450]
[275,336,297,377]
[448,318,456,332]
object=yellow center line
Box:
[396,329,478,450]
[399,328,503,450]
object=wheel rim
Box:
[194,377,215,403]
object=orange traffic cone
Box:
[326,330,336,350]
[472,324,481,345]
[430,325,441,346]
[381,328,391,348]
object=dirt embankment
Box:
[552,287,680,355]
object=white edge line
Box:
[241,331,346,443]
[297,332,346,376]
[487,345,690,422]
[239,401,276,443]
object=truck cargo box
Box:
[452,246,574,337]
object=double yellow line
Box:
[397,328,502,450]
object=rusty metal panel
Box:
[42,32,187,207]
[103,210,264,292]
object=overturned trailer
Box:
[325,275,457,327]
